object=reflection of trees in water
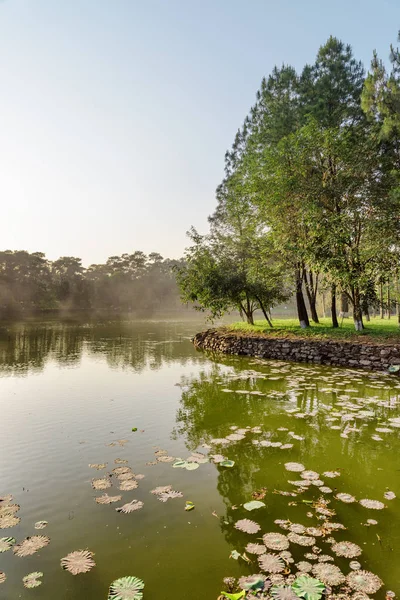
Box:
[0,321,201,374]
[174,362,400,551]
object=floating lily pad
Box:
[108,575,145,600]
[0,537,15,553]
[61,550,96,575]
[291,575,325,600]
[185,501,195,511]
[23,571,43,588]
[13,536,50,557]
[34,521,48,530]
[243,500,265,511]
[116,500,144,513]
[220,460,235,468]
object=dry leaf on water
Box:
[95,494,122,505]
[116,500,144,513]
[61,550,96,575]
[13,536,50,557]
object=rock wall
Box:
[193,329,400,372]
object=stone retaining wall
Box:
[192,329,400,372]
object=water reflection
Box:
[174,358,400,593]
[0,320,203,375]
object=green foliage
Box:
[292,576,325,600]
[0,250,182,317]
[108,576,145,600]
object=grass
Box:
[226,316,400,344]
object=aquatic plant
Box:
[108,575,145,600]
[134,474,145,480]
[270,585,298,600]
[331,541,362,558]
[301,471,319,480]
[245,543,266,555]
[34,521,48,530]
[95,494,122,504]
[384,491,396,500]
[0,503,20,517]
[316,555,333,563]
[289,524,306,534]
[263,532,290,551]
[285,463,305,472]
[0,514,20,529]
[151,485,172,495]
[114,458,128,464]
[287,533,316,546]
[322,471,340,478]
[88,463,107,470]
[234,519,261,534]
[312,563,345,585]
[13,536,50,557]
[226,433,246,441]
[116,500,144,513]
[349,561,362,570]
[0,537,15,553]
[291,575,325,600]
[359,499,385,510]
[61,550,96,575]
[243,500,265,511]
[23,572,43,588]
[258,553,285,573]
[157,490,183,502]
[238,574,266,591]
[91,478,111,490]
[335,493,356,503]
[220,460,235,468]
[112,467,131,475]
[346,570,383,594]
[0,572,6,584]
[157,455,175,463]
[119,480,138,491]
[296,561,312,573]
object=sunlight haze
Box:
[0,0,398,264]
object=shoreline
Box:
[193,328,400,372]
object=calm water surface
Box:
[0,319,399,599]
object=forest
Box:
[176,34,400,330]
[0,250,182,317]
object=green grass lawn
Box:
[227,316,400,343]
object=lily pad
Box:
[108,575,145,600]
[23,571,43,588]
[220,460,235,468]
[243,500,265,511]
[292,575,325,600]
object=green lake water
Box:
[0,319,399,599]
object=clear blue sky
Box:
[0,0,398,265]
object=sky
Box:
[0,0,399,266]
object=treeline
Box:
[176,34,400,330]
[0,250,183,317]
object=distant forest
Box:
[0,250,184,317]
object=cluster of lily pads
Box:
[216,457,395,600]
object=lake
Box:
[0,319,399,599]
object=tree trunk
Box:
[340,292,349,316]
[387,281,391,319]
[303,269,319,323]
[396,273,400,326]
[380,281,384,319]
[321,292,326,318]
[365,306,370,321]
[331,285,339,328]
[352,287,364,331]
[257,297,273,327]
[295,268,309,328]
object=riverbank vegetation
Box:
[0,250,182,318]
[177,33,400,332]
[228,317,400,342]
